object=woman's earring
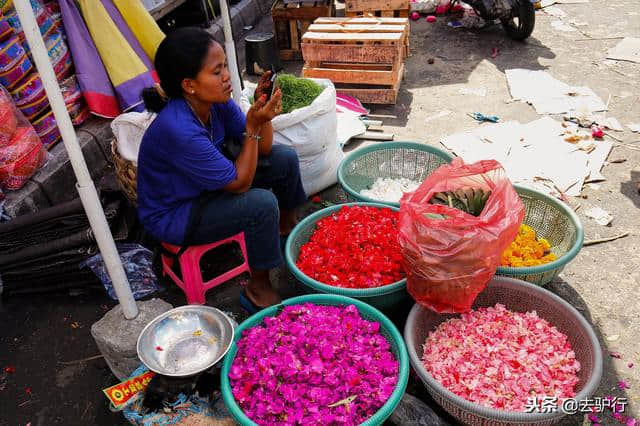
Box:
[191,90,195,94]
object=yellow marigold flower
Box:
[501,224,556,267]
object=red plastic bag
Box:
[0,86,48,191]
[398,158,524,313]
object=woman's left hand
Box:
[247,89,282,128]
[254,71,273,100]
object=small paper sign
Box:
[102,370,155,409]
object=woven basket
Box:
[284,202,408,311]
[496,186,583,286]
[337,141,454,207]
[404,276,602,426]
[220,294,409,426]
[111,139,138,206]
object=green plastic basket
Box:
[496,185,584,286]
[337,141,454,207]
[285,202,408,311]
[220,294,410,426]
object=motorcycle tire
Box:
[501,0,535,40]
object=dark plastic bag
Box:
[81,243,162,300]
[398,158,524,313]
[390,393,450,426]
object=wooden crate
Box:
[271,0,335,61]
[301,23,407,104]
[344,0,409,17]
[312,17,410,57]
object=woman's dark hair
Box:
[142,27,216,112]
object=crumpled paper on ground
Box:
[607,37,640,64]
[440,116,612,198]
[584,207,613,226]
[506,69,608,115]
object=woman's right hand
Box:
[246,89,282,129]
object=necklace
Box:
[185,99,213,141]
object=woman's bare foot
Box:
[246,270,281,307]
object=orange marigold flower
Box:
[501,225,557,267]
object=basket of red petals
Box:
[284,203,408,310]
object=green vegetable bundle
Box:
[275,74,324,114]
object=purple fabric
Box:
[97,0,156,112]
[58,0,120,118]
[100,0,153,70]
[116,72,155,113]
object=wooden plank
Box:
[302,66,397,85]
[345,0,408,12]
[308,24,405,32]
[301,42,401,63]
[272,1,332,19]
[280,49,303,61]
[396,9,409,17]
[332,63,403,104]
[337,86,398,104]
[314,17,408,24]
[300,19,312,35]
[381,10,394,16]
[274,19,291,50]
[316,62,392,71]
[302,31,402,42]
[289,20,300,51]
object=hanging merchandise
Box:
[0,2,89,149]
[58,0,120,118]
[0,86,48,191]
[0,0,12,14]
[60,75,90,125]
[46,32,71,79]
[77,0,158,112]
[10,73,49,121]
[0,15,12,39]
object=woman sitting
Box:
[138,28,306,312]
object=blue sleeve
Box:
[220,100,247,141]
[172,129,237,191]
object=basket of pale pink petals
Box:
[404,276,603,426]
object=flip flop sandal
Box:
[239,290,262,315]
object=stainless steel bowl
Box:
[137,305,234,377]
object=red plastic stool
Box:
[160,233,251,304]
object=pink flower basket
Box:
[404,276,602,426]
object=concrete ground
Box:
[1,1,639,425]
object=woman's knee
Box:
[270,145,300,172]
[245,188,279,224]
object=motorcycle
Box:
[455,0,536,40]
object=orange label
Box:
[102,370,155,409]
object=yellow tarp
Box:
[77,0,148,87]
[113,0,165,60]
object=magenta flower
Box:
[229,303,399,425]
[618,380,630,390]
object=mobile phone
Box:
[265,66,277,101]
